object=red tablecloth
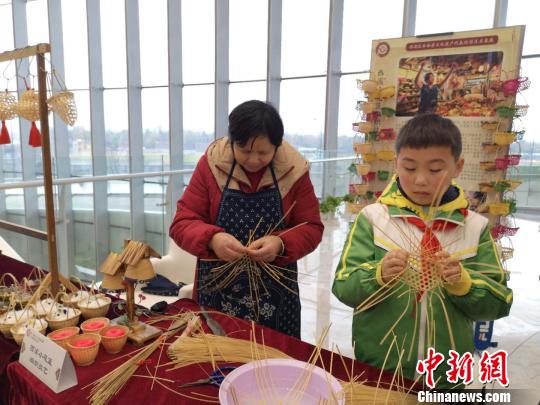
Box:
[8,299,415,404]
[0,254,36,405]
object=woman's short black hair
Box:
[396,113,462,160]
[228,100,284,147]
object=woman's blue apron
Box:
[198,161,301,338]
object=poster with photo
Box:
[368,26,525,204]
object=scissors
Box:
[179,366,236,388]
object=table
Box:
[7,298,413,404]
[0,254,36,405]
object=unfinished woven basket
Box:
[47,91,77,126]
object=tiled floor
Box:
[298,212,540,400]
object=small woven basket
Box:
[67,333,101,366]
[47,326,80,350]
[11,319,48,346]
[46,308,81,331]
[81,317,110,334]
[77,295,112,319]
[47,91,77,126]
[100,325,130,354]
[13,89,40,122]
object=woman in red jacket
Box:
[169,100,323,337]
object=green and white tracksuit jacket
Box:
[332,179,513,389]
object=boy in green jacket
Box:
[332,113,512,389]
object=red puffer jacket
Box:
[169,138,324,267]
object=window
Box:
[229,0,268,81]
[68,90,92,176]
[415,0,495,35]
[141,87,169,171]
[139,0,168,87]
[182,0,214,84]
[341,0,403,72]
[103,89,129,174]
[100,0,127,88]
[507,0,540,55]
[26,0,49,45]
[229,82,267,112]
[281,0,329,77]
[183,85,214,166]
[61,0,89,90]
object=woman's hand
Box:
[247,236,283,263]
[208,232,247,262]
[381,250,409,284]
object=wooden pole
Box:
[126,281,136,323]
[37,52,60,297]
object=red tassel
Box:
[28,122,42,147]
[0,121,11,145]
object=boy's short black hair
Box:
[396,113,462,160]
[424,72,434,82]
[228,100,284,147]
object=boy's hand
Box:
[381,250,409,284]
[434,252,462,283]
[209,232,247,262]
[247,236,283,263]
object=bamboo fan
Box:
[47,69,77,126]
[13,88,42,147]
[0,90,16,144]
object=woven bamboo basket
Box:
[377,150,396,161]
[482,142,499,153]
[357,142,372,154]
[357,121,374,133]
[0,90,17,121]
[378,85,396,99]
[47,326,80,350]
[0,308,34,339]
[346,201,366,214]
[359,101,377,113]
[46,308,81,331]
[494,132,516,146]
[507,179,522,191]
[358,79,378,93]
[481,121,499,131]
[478,182,495,193]
[480,161,497,171]
[13,89,40,122]
[488,202,510,216]
[62,290,90,307]
[47,91,77,126]
[401,257,443,293]
[99,325,129,354]
[11,318,48,346]
[77,295,111,319]
[353,184,369,196]
[81,317,110,334]
[355,163,370,176]
[363,152,377,163]
[67,333,101,366]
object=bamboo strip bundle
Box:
[165,333,292,371]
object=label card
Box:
[19,328,78,393]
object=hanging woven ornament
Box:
[13,88,42,147]
[0,90,17,145]
[47,69,77,126]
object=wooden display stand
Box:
[0,44,60,296]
